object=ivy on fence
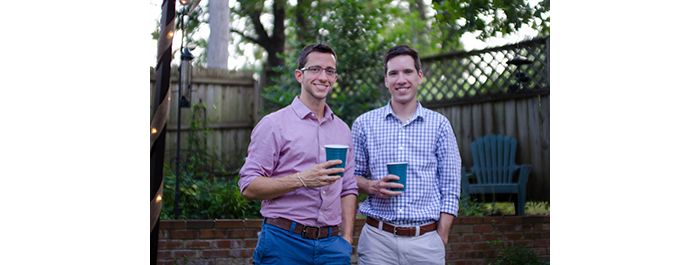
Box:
[161,102,261,220]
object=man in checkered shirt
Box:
[352,45,462,265]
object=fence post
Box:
[151,0,176,264]
[546,37,550,88]
[254,75,261,123]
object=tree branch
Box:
[249,10,270,49]
[230,28,263,46]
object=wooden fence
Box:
[149,37,550,200]
[343,37,550,201]
[419,38,550,201]
[149,68,257,172]
[430,95,550,201]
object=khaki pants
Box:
[357,223,445,265]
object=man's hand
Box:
[437,230,448,245]
[342,234,353,245]
[437,213,455,246]
[367,174,403,198]
[297,160,344,188]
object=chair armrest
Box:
[460,169,473,197]
[461,168,475,183]
[514,165,532,185]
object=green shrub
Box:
[161,170,261,220]
[489,245,548,265]
[160,102,261,220]
[459,196,490,216]
[484,221,549,265]
[459,196,549,216]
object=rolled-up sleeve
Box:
[341,143,358,197]
[351,118,369,178]
[238,116,278,192]
[436,119,462,216]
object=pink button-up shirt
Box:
[238,97,357,227]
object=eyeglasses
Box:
[300,66,337,77]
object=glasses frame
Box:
[299,66,338,77]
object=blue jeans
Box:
[253,222,353,265]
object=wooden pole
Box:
[151,0,175,264]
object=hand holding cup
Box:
[369,174,404,198]
[297,160,343,188]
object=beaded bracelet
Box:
[296,173,308,188]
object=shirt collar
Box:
[382,101,426,122]
[291,96,334,120]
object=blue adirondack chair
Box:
[462,134,531,215]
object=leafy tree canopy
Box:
[432,0,550,51]
[154,0,550,122]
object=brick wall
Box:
[157,216,549,265]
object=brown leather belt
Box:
[366,217,437,237]
[265,217,340,240]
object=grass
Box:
[460,199,550,216]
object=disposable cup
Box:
[386,162,408,191]
[324,144,348,176]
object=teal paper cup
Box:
[387,162,408,191]
[325,144,348,176]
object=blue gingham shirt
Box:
[352,102,462,226]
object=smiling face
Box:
[295,51,337,103]
[385,54,423,106]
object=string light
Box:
[167,31,174,39]
[156,195,162,203]
[151,128,158,134]
[179,0,190,5]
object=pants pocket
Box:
[253,229,266,263]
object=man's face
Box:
[295,51,337,101]
[385,55,423,106]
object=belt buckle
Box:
[302,226,321,239]
[392,226,415,236]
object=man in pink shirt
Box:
[238,43,358,265]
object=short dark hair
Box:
[384,45,421,75]
[297,43,337,69]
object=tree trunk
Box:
[259,0,285,89]
[230,0,286,89]
[208,0,230,69]
[295,0,312,51]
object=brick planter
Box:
[157,216,549,265]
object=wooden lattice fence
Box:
[149,68,257,174]
[421,37,550,201]
[420,37,549,105]
[149,37,550,200]
[340,37,551,200]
